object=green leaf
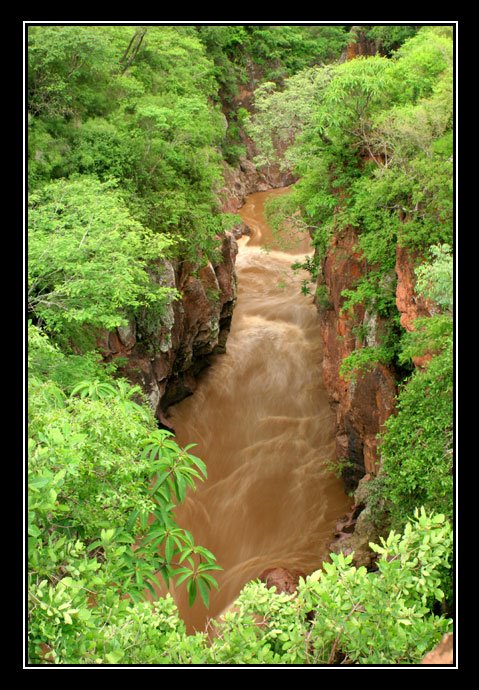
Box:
[189,454,207,476]
[160,566,170,589]
[198,573,220,590]
[175,569,193,588]
[174,473,186,503]
[105,650,124,664]
[187,578,197,607]
[165,535,175,563]
[197,562,223,573]
[29,476,51,489]
[77,608,92,621]
[197,577,210,608]
[145,579,157,598]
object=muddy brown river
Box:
[166,188,351,631]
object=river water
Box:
[167,188,351,631]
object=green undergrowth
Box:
[29,508,452,664]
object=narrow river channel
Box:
[167,187,351,632]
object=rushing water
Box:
[166,188,351,632]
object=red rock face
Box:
[217,72,296,215]
[98,233,238,423]
[395,245,431,332]
[218,157,294,215]
[316,227,397,485]
[259,567,303,594]
[317,228,438,485]
[421,634,454,665]
[395,244,433,368]
[344,27,378,61]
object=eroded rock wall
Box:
[218,69,296,214]
[395,244,433,367]
[315,227,397,490]
[316,227,434,492]
[99,232,238,424]
[219,158,293,214]
[320,230,440,570]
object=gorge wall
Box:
[98,232,238,426]
[314,226,398,491]
[314,231,433,491]
[317,229,433,565]
[218,64,296,215]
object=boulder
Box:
[421,634,454,665]
[117,319,136,349]
[259,567,302,594]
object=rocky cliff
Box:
[395,243,433,367]
[316,226,434,486]
[219,157,292,214]
[99,232,238,425]
[315,226,397,491]
[340,26,382,62]
[320,228,437,565]
[218,69,296,215]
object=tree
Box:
[28,176,178,338]
[28,26,117,119]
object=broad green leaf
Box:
[187,578,197,607]
[165,535,175,563]
[197,577,210,608]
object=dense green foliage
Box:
[378,344,453,527]
[28,176,178,341]
[29,508,451,664]
[28,323,222,662]
[28,24,454,665]
[359,25,420,56]
[198,26,349,97]
[28,25,228,273]
[207,509,452,665]
[251,26,453,268]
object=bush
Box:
[28,325,222,663]
[378,343,453,528]
[29,508,452,664]
[28,176,178,338]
